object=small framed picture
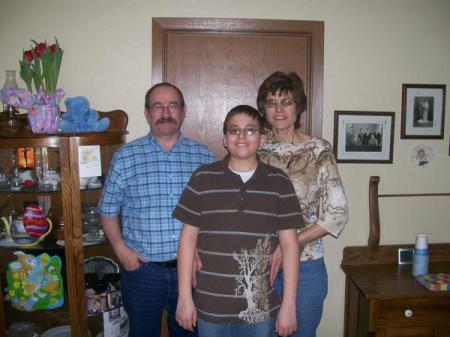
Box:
[107,290,123,309]
[333,111,395,163]
[401,84,446,139]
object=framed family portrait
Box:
[333,111,395,163]
[401,84,446,139]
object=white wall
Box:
[1,1,450,336]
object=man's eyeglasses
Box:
[265,97,295,109]
[150,102,181,113]
[226,127,260,136]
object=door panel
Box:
[152,17,323,158]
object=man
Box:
[98,82,216,337]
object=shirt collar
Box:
[219,154,269,181]
[146,132,185,152]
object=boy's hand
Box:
[269,245,282,285]
[275,303,297,337]
[176,296,197,331]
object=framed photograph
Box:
[333,111,395,163]
[107,290,123,310]
[401,84,446,139]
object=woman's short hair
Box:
[256,71,307,129]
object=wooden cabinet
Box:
[342,176,450,337]
[342,246,450,337]
[0,115,127,337]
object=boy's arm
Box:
[275,228,300,337]
[176,223,199,331]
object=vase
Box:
[28,103,60,133]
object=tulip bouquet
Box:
[20,38,63,94]
[0,38,66,133]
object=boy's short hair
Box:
[223,105,265,134]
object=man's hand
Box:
[275,303,297,337]
[113,242,145,271]
[269,245,282,286]
[192,249,203,287]
[100,215,145,271]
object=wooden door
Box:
[152,18,324,158]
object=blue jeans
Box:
[198,318,275,337]
[274,258,328,337]
[121,262,197,337]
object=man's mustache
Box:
[156,117,177,125]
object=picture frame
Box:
[333,111,395,163]
[401,84,446,139]
[107,290,123,310]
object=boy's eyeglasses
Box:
[265,98,295,109]
[226,127,260,136]
[150,102,181,113]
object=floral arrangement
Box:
[20,38,63,94]
[0,38,65,133]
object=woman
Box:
[257,71,348,337]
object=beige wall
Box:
[1,0,450,336]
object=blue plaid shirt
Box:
[98,133,216,262]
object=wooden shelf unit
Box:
[0,113,127,337]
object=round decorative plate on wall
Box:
[410,144,434,168]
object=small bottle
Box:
[412,234,429,276]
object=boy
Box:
[173,105,303,337]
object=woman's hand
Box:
[269,245,282,286]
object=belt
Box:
[151,259,177,268]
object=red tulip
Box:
[23,50,34,63]
[34,42,46,57]
[49,44,63,54]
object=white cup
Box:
[415,234,428,249]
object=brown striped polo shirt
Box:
[173,157,304,324]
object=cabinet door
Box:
[0,139,67,336]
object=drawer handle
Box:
[404,309,413,318]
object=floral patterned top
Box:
[258,135,348,261]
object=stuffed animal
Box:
[59,96,110,132]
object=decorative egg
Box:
[23,204,49,238]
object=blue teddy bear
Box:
[59,96,110,133]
